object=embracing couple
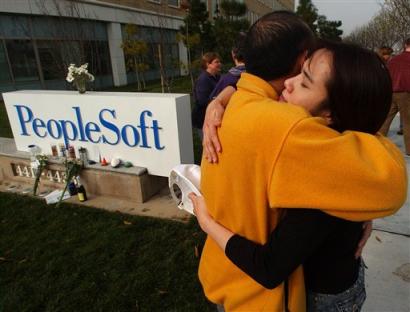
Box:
[188,11,407,312]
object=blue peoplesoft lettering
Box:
[121,124,140,147]
[59,119,78,147]
[99,109,120,145]
[151,120,165,150]
[73,106,87,142]
[13,105,164,150]
[47,119,62,139]
[138,110,151,148]
[32,118,47,138]
[15,105,33,136]
[85,122,101,144]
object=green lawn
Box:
[0,192,213,311]
[105,76,194,94]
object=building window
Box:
[37,40,63,80]
[0,41,11,82]
[5,40,39,82]
[168,0,179,7]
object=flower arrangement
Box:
[32,154,49,196]
[66,63,95,93]
[56,158,83,207]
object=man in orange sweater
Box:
[199,11,407,311]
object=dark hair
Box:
[243,11,315,81]
[379,46,393,56]
[405,38,410,46]
[313,40,392,134]
[201,52,221,70]
[232,32,246,63]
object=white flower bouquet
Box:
[66,63,95,93]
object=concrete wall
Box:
[0,155,167,203]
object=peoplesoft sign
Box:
[3,90,194,177]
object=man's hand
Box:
[202,99,225,163]
[355,221,372,259]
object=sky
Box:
[295,0,385,36]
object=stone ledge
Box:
[0,137,167,203]
[0,137,147,176]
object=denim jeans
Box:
[307,261,366,312]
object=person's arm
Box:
[189,193,234,250]
[202,86,236,163]
[355,221,372,259]
[189,193,335,289]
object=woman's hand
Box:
[202,86,236,163]
[189,192,234,251]
[202,99,225,163]
[355,221,372,259]
[189,193,213,233]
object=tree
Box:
[179,0,214,57]
[213,0,249,62]
[317,15,343,41]
[296,0,343,41]
[179,0,215,90]
[219,0,247,20]
[121,24,149,91]
[345,0,410,50]
[296,0,318,33]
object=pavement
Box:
[362,115,410,312]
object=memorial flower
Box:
[56,158,83,208]
[32,154,49,196]
[66,63,95,94]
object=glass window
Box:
[5,40,39,82]
[37,40,64,80]
[0,14,30,39]
[85,41,112,76]
[168,0,179,7]
[0,41,12,82]
[31,16,108,41]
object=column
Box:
[107,22,127,86]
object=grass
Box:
[0,192,213,311]
[104,76,194,94]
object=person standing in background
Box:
[192,52,222,140]
[378,46,404,135]
[208,33,246,100]
[378,46,393,63]
[380,38,410,154]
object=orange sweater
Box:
[199,73,407,311]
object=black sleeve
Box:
[195,77,213,108]
[225,209,336,289]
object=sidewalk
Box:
[362,115,410,312]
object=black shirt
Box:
[192,71,220,129]
[225,209,363,294]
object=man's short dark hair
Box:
[405,38,410,46]
[244,11,315,81]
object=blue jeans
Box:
[307,261,366,312]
